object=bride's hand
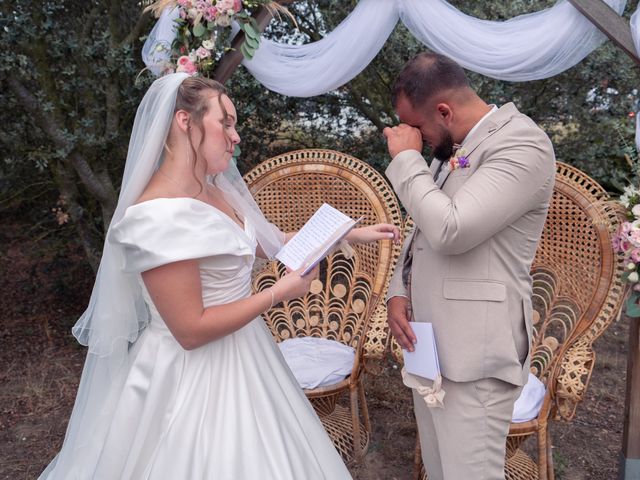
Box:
[346,223,400,245]
[272,265,319,303]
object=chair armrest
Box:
[551,337,595,421]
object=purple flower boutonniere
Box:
[449,148,470,171]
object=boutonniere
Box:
[449,148,470,171]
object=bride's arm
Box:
[141,259,316,350]
[346,224,400,244]
[255,225,399,259]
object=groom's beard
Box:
[433,128,455,161]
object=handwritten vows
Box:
[276,203,362,275]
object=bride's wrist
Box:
[266,288,275,309]
[345,229,359,244]
[268,285,283,306]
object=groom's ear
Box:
[436,103,453,125]
[174,109,191,133]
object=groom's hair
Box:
[392,53,471,108]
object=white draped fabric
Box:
[239,0,628,95]
[398,0,625,81]
[242,0,398,97]
[143,0,640,146]
[145,0,632,97]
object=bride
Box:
[40,73,399,479]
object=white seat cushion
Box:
[278,337,355,389]
[511,373,546,423]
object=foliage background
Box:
[1,0,639,270]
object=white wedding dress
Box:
[41,197,351,480]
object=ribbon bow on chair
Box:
[401,368,446,409]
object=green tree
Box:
[1,0,152,269]
[1,0,638,271]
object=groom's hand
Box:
[387,296,417,352]
[383,124,423,158]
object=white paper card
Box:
[403,322,441,381]
[276,203,361,275]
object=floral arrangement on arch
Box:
[613,185,640,316]
[145,0,282,77]
[611,119,640,316]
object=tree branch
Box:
[7,75,116,206]
[82,6,102,41]
[343,85,388,133]
[121,10,152,47]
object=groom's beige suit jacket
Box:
[386,102,556,387]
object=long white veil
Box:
[40,72,284,478]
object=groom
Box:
[383,52,555,479]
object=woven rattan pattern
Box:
[244,149,403,464]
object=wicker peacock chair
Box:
[244,149,403,464]
[389,162,626,480]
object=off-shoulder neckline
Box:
[128,197,250,237]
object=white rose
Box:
[215,14,231,27]
[202,39,215,50]
[629,271,639,283]
[628,262,637,271]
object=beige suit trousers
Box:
[413,375,522,480]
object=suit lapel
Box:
[439,103,519,189]
[435,161,449,188]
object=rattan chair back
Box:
[244,149,403,350]
[532,162,625,421]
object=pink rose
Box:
[233,0,242,12]
[176,56,197,74]
[196,47,211,59]
[613,233,622,252]
[630,230,640,247]
[203,6,218,21]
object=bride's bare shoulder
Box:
[133,176,177,205]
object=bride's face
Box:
[194,93,240,175]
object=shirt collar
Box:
[461,104,498,147]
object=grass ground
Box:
[0,217,630,479]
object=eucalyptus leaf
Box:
[626,292,640,317]
[244,35,259,49]
[240,42,254,60]
[243,23,260,40]
[249,17,260,33]
[193,22,206,38]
